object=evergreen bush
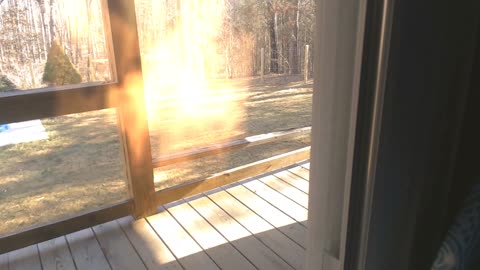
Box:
[42,41,82,86]
[0,75,16,92]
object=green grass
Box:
[0,74,312,235]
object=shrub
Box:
[0,75,16,92]
[42,41,82,86]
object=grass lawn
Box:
[0,74,312,235]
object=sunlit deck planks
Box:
[0,161,310,270]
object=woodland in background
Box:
[0,0,112,90]
[0,0,314,90]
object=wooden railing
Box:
[153,126,311,167]
[0,126,311,253]
[155,146,310,206]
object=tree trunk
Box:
[49,0,55,44]
[86,0,93,81]
[0,45,5,71]
[75,16,79,64]
[35,0,49,56]
[29,0,43,62]
[13,0,25,64]
[270,12,279,73]
[291,0,300,74]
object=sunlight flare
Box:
[137,0,246,157]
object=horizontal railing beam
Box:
[0,200,132,254]
[155,146,311,206]
[152,126,311,167]
[0,82,120,125]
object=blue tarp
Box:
[0,124,9,132]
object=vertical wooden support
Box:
[261,47,265,81]
[106,0,157,218]
[99,0,117,83]
[304,44,309,83]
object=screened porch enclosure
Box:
[0,0,313,258]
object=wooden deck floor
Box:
[0,161,310,270]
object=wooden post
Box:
[106,0,157,218]
[304,44,309,83]
[100,0,117,82]
[261,47,265,81]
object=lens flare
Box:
[138,0,247,158]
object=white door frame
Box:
[306,0,394,268]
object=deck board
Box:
[92,221,148,270]
[288,166,310,182]
[66,228,111,270]
[299,162,310,170]
[207,190,305,270]
[275,170,309,193]
[38,236,76,270]
[167,202,257,270]
[243,179,308,224]
[8,245,42,270]
[223,184,307,248]
[2,163,310,270]
[188,196,295,270]
[117,216,183,270]
[260,174,309,208]
[0,253,7,270]
[147,209,220,270]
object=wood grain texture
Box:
[117,216,182,270]
[243,179,308,224]
[8,245,42,270]
[147,209,220,270]
[208,191,305,270]
[117,105,157,218]
[38,236,76,270]
[224,184,307,248]
[275,170,309,193]
[189,196,295,270]
[288,166,310,181]
[66,229,111,270]
[155,147,310,206]
[92,221,147,270]
[107,0,157,218]
[259,175,309,208]
[167,203,256,270]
